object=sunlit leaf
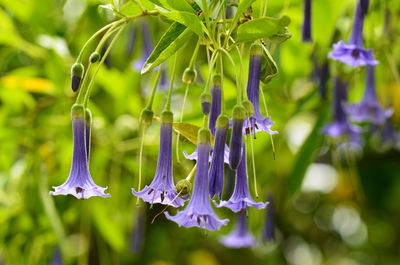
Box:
[236,16,291,43]
[148,0,194,13]
[260,47,278,84]
[159,10,205,38]
[141,22,193,74]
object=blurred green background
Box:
[1,0,400,264]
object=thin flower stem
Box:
[146,64,163,109]
[204,50,220,93]
[136,125,146,206]
[260,87,276,160]
[185,164,197,182]
[216,47,242,104]
[151,190,183,224]
[82,24,127,107]
[263,0,269,17]
[248,134,259,198]
[220,54,226,113]
[176,82,190,163]
[202,114,209,129]
[165,52,178,111]
[189,38,201,69]
[135,0,147,12]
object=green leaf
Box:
[159,11,205,38]
[260,46,278,84]
[120,0,155,15]
[287,105,330,196]
[229,0,255,32]
[236,16,291,43]
[141,22,193,74]
[148,0,194,13]
[173,122,200,145]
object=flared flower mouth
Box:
[132,118,187,207]
[165,142,229,230]
[49,118,110,199]
[220,212,255,248]
[329,41,378,67]
[243,114,278,135]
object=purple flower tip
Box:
[216,143,268,212]
[302,0,312,42]
[328,41,378,67]
[133,122,187,207]
[165,143,229,230]
[220,212,255,248]
[50,118,110,199]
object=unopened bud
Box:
[89,51,101,63]
[140,108,154,126]
[182,68,197,84]
[176,179,191,196]
[71,63,84,92]
[200,92,211,114]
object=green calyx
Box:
[216,114,229,130]
[211,74,221,87]
[140,108,154,126]
[200,91,211,105]
[71,63,84,78]
[242,100,254,117]
[175,179,191,196]
[161,110,174,124]
[250,43,263,57]
[89,52,101,63]
[198,128,211,145]
[182,67,197,84]
[71,104,85,119]
[85,108,92,124]
[232,104,245,121]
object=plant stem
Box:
[146,64,163,109]
[165,52,178,111]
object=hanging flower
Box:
[244,44,277,136]
[322,78,361,144]
[133,21,152,72]
[209,115,229,199]
[50,105,110,199]
[50,247,62,265]
[302,0,312,42]
[217,143,267,212]
[263,194,275,242]
[165,129,229,230]
[219,212,255,248]
[229,105,245,170]
[132,111,187,207]
[345,65,393,125]
[209,74,222,135]
[130,210,145,254]
[328,0,378,67]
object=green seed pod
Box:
[182,67,197,84]
[71,63,84,92]
[175,179,192,196]
[89,51,101,63]
[71,104,85,119]
[140,108,154,126]
[200,91,211,114]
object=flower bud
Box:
[140,108,154,126]
[161,110,173,124]
[200,92,211,114]
[229,105,245,170]
[71,104,85,119]
[175,179,192,196]
[71,63,84,92]
[182,68,197,84]
[198,128,211,145]
[89,51,101,63]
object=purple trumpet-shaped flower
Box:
[50,248,62,265]
[263,194,275,242]
[245,44,278,136]
[217,143,267,212]
[302,0,312,42]
[85,109,91,162]
[322,78,361,144]
[133,21,152,72]
[329,0,378,67]
[229,105,245,170]
[209,75,222,135]
[50,112,110,199]
[183,145,230,164]
[345,65,393,125]
[132,111,187,207]
[165,129,229,230]
[209,115,229,199]
[130,210,145,255]
[220,212,255,248]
